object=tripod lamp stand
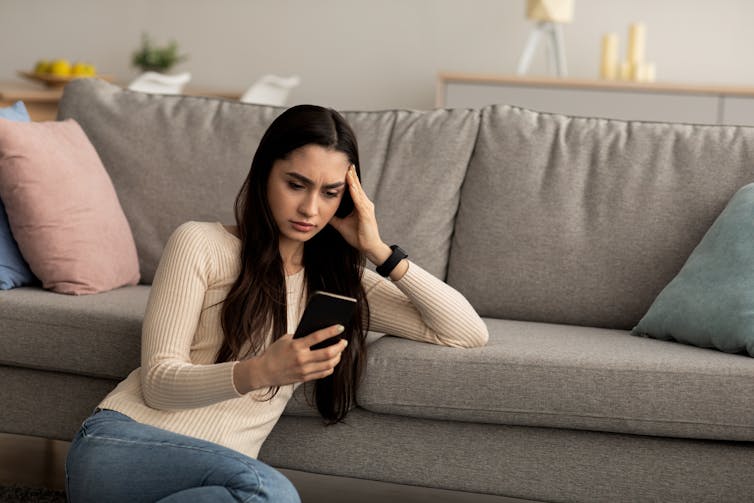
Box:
[516,0,574,77]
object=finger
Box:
[348,166,365,199]
[307,351,343,373]
[300,352,344,381]
[301,324,345,349]
[348,167,372,210]
[300,367,335,383]
[308,338,348,362]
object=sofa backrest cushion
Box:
[341,109,479,278]
[58,80,279,284]
[448,105,754,329]
[58,79,479,283]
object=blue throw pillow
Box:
[0,100,30,122]
[0,101,38,290]
[632,182,754,356]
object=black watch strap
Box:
[376,245,408,277]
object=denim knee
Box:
[228,462,300,503]
[261,467,300,503]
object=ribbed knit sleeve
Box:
[140,222,242,410]
[363,261,488,348]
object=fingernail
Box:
[343,339,349,347]
[336,324,345,333]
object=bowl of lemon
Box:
[19,59,111,87]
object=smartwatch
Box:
[376,245,408,277]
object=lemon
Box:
[71,62,97,77]
[34,59,51,74]
[71,62,88,76]
[49,59,72,77]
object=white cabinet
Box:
[437,73,754,126]
[722,97,754,127]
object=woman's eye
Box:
[288,182,305,190]
[325,191,340,199]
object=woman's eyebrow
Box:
[286,172,345,190]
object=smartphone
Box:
[293,291,357,350]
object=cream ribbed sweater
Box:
[98,221,488,458]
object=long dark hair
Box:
[216,104,369,423]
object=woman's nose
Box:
[298,193,318,217]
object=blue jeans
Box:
[65,409,300,503]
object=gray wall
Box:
[2,0,753,110]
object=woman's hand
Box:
[329,165,391,263]
[233,325,348,393]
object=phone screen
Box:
[293,291,357,350]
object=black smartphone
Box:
[293,291,357,350]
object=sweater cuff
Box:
[391,260,420,289]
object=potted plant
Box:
[131,33,188,73]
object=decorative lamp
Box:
[517,0,575,77]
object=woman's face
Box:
[267,144,351,251]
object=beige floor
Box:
[0,433,533,502]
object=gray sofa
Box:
[1,78,753,502]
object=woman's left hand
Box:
[329,165,385,258]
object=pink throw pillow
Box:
[0,118,140,294]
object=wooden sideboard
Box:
[437,73,754,126]
[0,83,60,121]
[0,80,242,122]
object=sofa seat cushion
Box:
[0,286,148,379]
[357,318,754,441]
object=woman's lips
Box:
[291,221,315,232]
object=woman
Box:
[65,105,488,502]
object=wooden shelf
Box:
[436,72,754,125]
[437,73,754,105]
[0,80,242,122]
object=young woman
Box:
[65,105,488,502]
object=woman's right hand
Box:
[233,325,348,394]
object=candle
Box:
[620,61,632,81]
[627,22,646,64]
[639,62,656,82]
[600,33,619,80]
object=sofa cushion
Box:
[633,182,754,356]
[261,409,754,503]
[57,79,280,284]
[0,118,140,294]
[357,318,754,441]
[0,286,148,379]
[341,110,479,278]
[0,101,37,291]
[0,201,38,290]
[448,105,754,329]
[57,79,479,283]
[0,101,29,121]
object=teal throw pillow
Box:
[0,101,38,289]
[632,182,754,356]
